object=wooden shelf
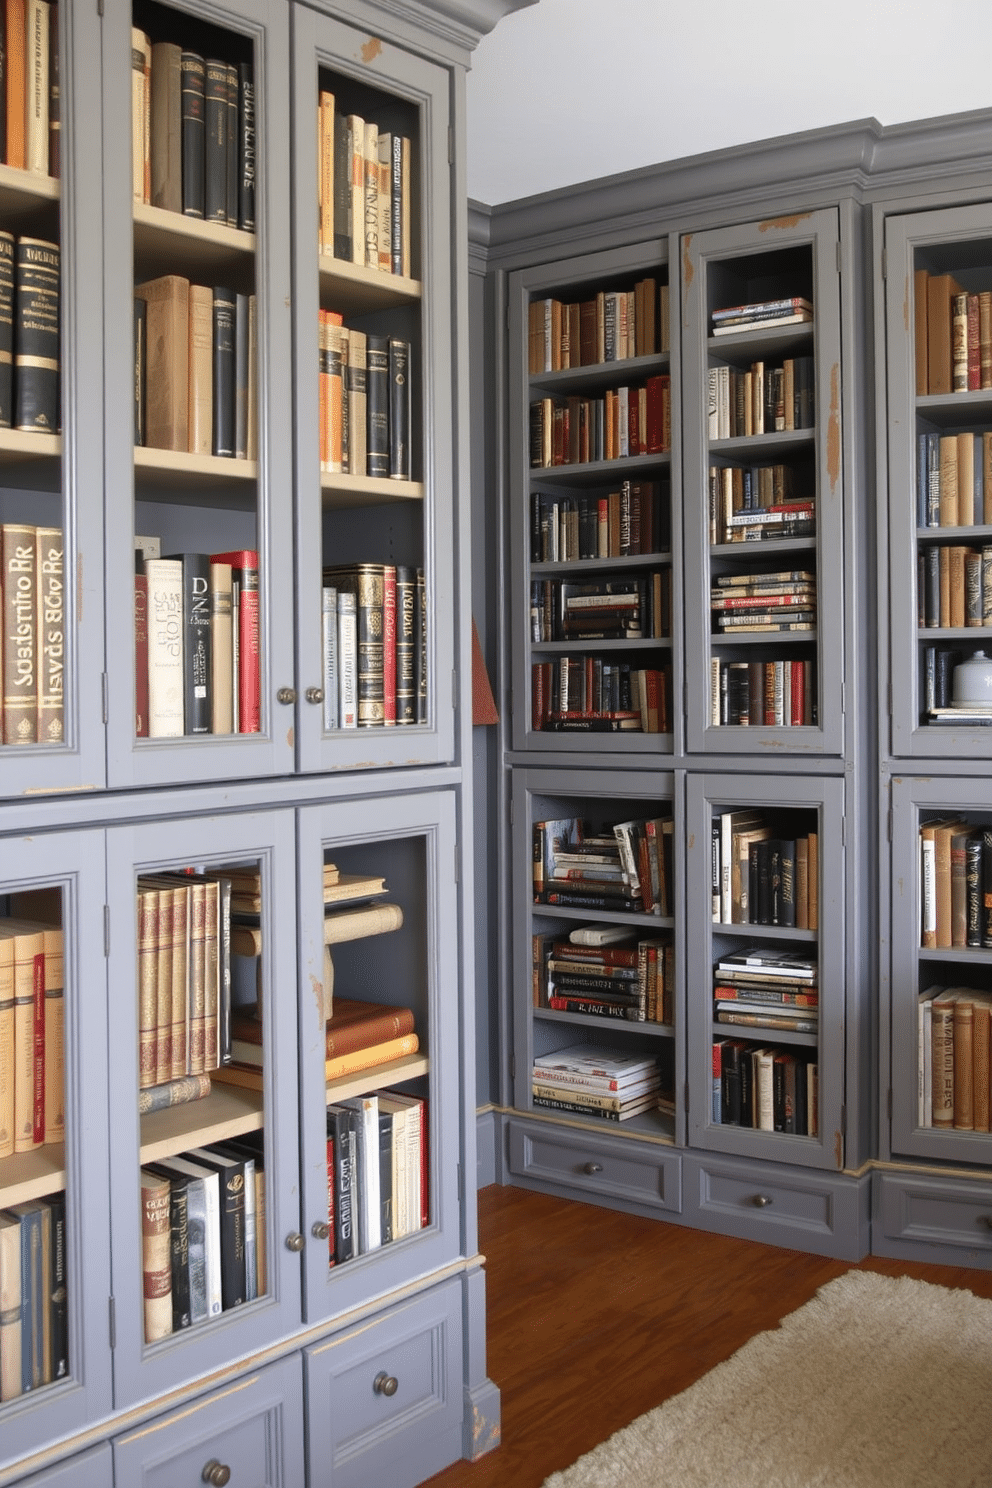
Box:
[325,1053,429,1103]
[139,1084,263,1165]
[0,1144,66,1209]
[319,254,421,313]
[320,471,424,507]
[133,202,254,287]
[134,445,258,500]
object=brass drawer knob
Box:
[311,1221,331,1240]
[752,1194,773,1207]
[374,1371,399,1397]
[582,1162,603,1175]
[306,686,325,704]
[285,1232,305,1252]
[277,686,297,704]
[202,1462,231,1486]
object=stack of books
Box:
[531,1043,662,1122]
[217,997,418,1091]
[534,927,673,1024]
[713,947,819,1033]
[711,569,817,634]
[532,814,673,916]
[710,296,814,336]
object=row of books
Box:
[131,30,255,230]
[1,0,59,178]
[321,563,426,730]
[530,483,670,563]
[0,907,63,1160]
[920,987,992,1132]
[318,314,411,480]
[136,868,235,1092]
[710,657,816,729]
[707,463,815,547]
[136,549,260,739]
[530,574,671,644]
[712,809,819,929]
[317,91,411,277]
[0,1191,67,1401]
[326,1088,427,1267]
[533,815,673,918]
[916,430,992,529]
[532,1043,663,1121]
[1,523,63,747]
[533,930,673,1024]
[922,645,973,719]
[531,660,671,734]
[223,987,417,1090]
[712,1039,818,1134]
[711,569,816,635]
[134,276,257,460]
[919,817,992,950]
[914,271,992,398]
[141,1133,265,1344]
[528,281,670,374]
[713,947,818,1036]
[707,357,814,441]
[710,296,813,336]
[917,543,992,630]
[0,233,59,434]
[529,377,672,469]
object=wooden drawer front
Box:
[507,1118,682,1214]
[875,1172,992,1254]
[685,1156,869,1259]
[12,1445,113,1488]
[305,1278,464,1488]
[112,1355,305,1488]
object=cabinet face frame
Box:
[296,789,461,1325]
[506,238,681,758]
[685,771,847,1170]
[291,8,456,774]
[882,202,992,760]
[0,4,108,799]
[0,830,113,1471]
[105,809,302,1408]
[680,210,846,758]
[510,765,685,1148]
[101,0,297,790]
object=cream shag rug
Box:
[542,1270,992,1488]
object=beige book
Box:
[187,878,207,1075]
[150,40,183,213]
[362,121,378,269]
[153,886,174,1085]
[3,523,38,745]
[39,921,63,1145]
[400,135,412,278]
[324,900,403,945]
[7,923,44,1150]
[972,994,992,1133]
[938,433,959,526]
[35,526,64,744]
[188,283,213,455]
[140,1169,173,1343]
[131,27,151,204]
[140,876,191,1083]
[957,431,975,527]
[0,934,14,1158]
[806,832,819,931]
[24,0,49,175]
[318,90,335,254]
[376,132,392,272]
[144,557,184,738]
[134,275,190,452]
[931,988,959,1129]
[202,877,220,1070]
[346,328,367,476]
[136,885,159,1090]
[346,114,364,265]
[953,994,975,1130]
[209,561,234,734]
[0,1213,22,1401]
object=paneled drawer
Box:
[112,1355,305,1488]
[684,1154,870,1260]
[9,1445,112,1488]
[305,1275,464,1488]
[507,1116,682,1214]
[873,1170,992,1266]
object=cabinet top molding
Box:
[334,0,537,53]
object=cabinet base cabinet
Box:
[506,1116,683,1216]
[304,1276,465,1488]
[683,1155,871,1261]
[872,1170,992,1268]
[112,1355,306,1488]
[10,1446,113,1488]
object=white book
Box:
[755,1048,775,1131]
[145,558,185,738]
[25,0,50,176]
[377,1095,410,1237]
[341,1095,381,1253]
[337,591,357,728]
[156,1155,222,1319]
[322,587,339,730]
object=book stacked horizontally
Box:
[533,925,673,1025]
[711,296,813,336]
[221,997,418,1089]
[531,1042,662,1122]
[711,569,817,634]
[533,815,673,916]
[713,948,819,1034]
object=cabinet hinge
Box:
[452,668,458,711]
[840,815,847,846]
[101,672,109,725]
[683,1082,690,1114]
[840,682,846,716]
[508,797,514,826]
[97,0,104,13]
[448,126,454,166]
[881,247,887,280]
[510,1054,515,1081]
[836,241,842,274]
[887,807,893,843]
[108,1296,115,1349]
[887,1088,893,1121]
[454,844,460,884]
[103,905,110,956]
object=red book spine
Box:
[135,571,149,737]
[382,564,396,725]
[790,658,806,725]
[968,293,981,391]
[31,950,45,1146]
[325,1136,336,1267]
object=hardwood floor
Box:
[424,1182,992,1488]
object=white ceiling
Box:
[465,0,992,206]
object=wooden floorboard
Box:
[423,1182,992,1488]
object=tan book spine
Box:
[981,291,992,391]
[5,1,25,170]
[934,821,959,947]
[136,886,158,1090]
[972,997,991,1133]
[938,434,958,526]
[346,327,367,476]
[140,1170,173,1342]
[0,1213,22,1400]
[187,879,207,1075]
[376,132,391,272]
[0,935,14,1158]
[209,560,234,734]
[318,90,334,254]
[169,883,189,1080]
[3,523,37,744]
[131,27,150,203]
[230,923,261,957]
[150,40,183,213]
[931,993,956,1128]
[202,878,220,1069]
[806,833,819,931]
[24,0,48,175]
[41,923,62,1144]
[134,275,190,452]
[952,290,969,393]
[11,926,44,1150]
[152,885,173,1086]
[953,996,975,1129]
[927,273,962,396]
[35,525,63,744]
[187,282,213,455]
[958,431,975,525]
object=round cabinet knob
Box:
[373,1371,399,1397]
[582,1162,603,1175]
[982,1216,992,1230]
[305,686,325,704]
[311,1221,331,1240]
[276,686,297,705]
[202,1462,231,1487]
[285,1232,305,1252]
[752,1194,773,1208]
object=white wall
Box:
[466,0,992,206]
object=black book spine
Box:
[415,567,426,723]
[47,3,58,179]
[0,230,14,428]
[394,564,416,724]
[133,296,145,445]
[167,552,211,734]
[212,287,236,457]
[388,337,411,479]
[721,1041,742,1125]
[199,1155,246,1310]
[328,1107,357,1264]
[234,291,249,458]
[983,828,992,948]
[14,236,59,433]
[203,58,228,224]
[180,52,205,219]
[738,1049,753,1127]
[366,333,390,478]
[238,60,255,231]
[378,1110,393,1244]
[391,131,403,275]
[778,839,797,928]
[225,61,238,228]
[333,113,351,259]
[47,1193,68,1377]
[167,1178,192,1329]
[966,835,983,947]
